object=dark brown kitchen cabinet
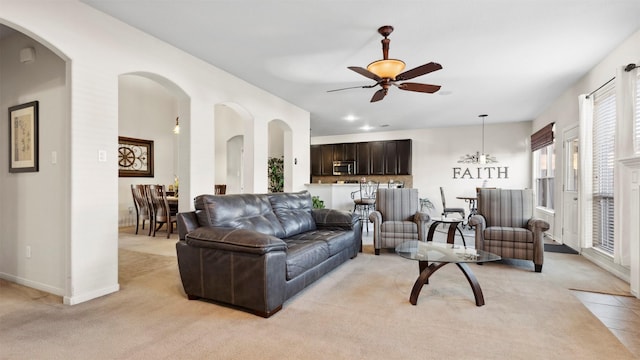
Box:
[384,141,398,175]
[369,141,385,175]
[310,145,322,176]
[356,142,370,175]
[396,139,412,175]
[310,139,412,176]
[321,144,334,175]
[332,143,357,161]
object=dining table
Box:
[456,195,477,227]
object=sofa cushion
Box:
[284,239,329,280]
[484,226,533,243]
[285,229,354,257]
[194,194,285,238]
[268,191,317,238]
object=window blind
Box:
[531,122,555,152]
[592,79,616,255]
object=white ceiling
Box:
[80,0,640,136]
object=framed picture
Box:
[9,101,39,173]
[118,136,154,177]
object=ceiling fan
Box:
[329,25,442,102]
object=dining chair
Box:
[440,187,465,219]
[214,184,227,195]
[131,184,153,235]
[147,184,178,238]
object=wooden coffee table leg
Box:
[456,262,485,306]
[410,261,447,305]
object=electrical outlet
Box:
[128,207,134,214]
[26,246,31,259]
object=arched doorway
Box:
[214,103,253,193]
[268,119,293,192]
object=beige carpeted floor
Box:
[0,240,635,359]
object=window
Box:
[534,143,555,210]
[592,79,616,255]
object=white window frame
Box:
[534,142,555,211]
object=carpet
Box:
[545,243,580,254]
[0,248,634,359]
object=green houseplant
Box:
[268,156,284,193]
[312,196,325,209]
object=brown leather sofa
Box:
[176,191,361,317]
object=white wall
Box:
[2,0,310,305]
[0,30,69,296]
[312,121,532,215]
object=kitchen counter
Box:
[305,183,360,212]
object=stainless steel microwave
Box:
[333,161,355,175]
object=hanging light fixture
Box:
[457,114,498,164]
[173,116,180,134]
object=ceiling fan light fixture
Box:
[367,59,405,79]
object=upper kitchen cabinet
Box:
[369,141,385,175]
[333,143,357,161]
[356,142,370,175]
[396,139,412,175]
[310,144,335,176]
[310,139,412,176]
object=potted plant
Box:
[268,156,284,193]
[312,196,325,209]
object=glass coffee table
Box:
[396,241,501,306]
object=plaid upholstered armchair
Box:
[369,188,431,255]
[469,188,550,272]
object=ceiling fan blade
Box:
[327,83,378,92]
[348,66,382,82]
[395,62,442,81]
[370,88,387,102]
[397,82,441,93]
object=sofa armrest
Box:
[185,226,287,255]
[312,208,359,229]
[178,212,200,240]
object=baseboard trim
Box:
[63,284,120,305]
[581,248,630,283]
[0,272,64,296]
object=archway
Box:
[268,119,293,192]
[214,103,253,194]
[0,23,71,297]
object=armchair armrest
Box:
[413,211,431,223]
[413,211,430,241]
[185,226,287,255]
[469,214,487,249]
[312,208,359,229]
[528,218,551,233]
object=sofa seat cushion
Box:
[381,220,417,234]
[484,226,533,243]
[284,239,329,280]
[286,229,354,257]
[268,191,317,238]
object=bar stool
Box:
[351,181,379,232]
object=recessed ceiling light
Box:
[360,125,373,131]
[343,114,358,121]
